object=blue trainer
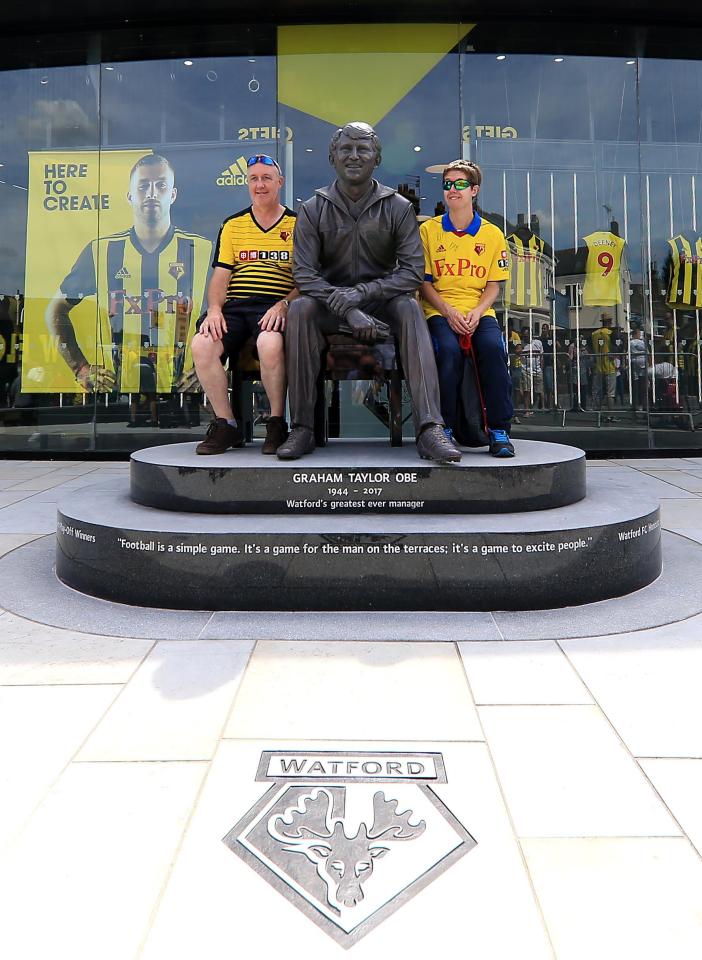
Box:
[488,428,515,458]
[443,427,454,442]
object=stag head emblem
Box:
[267,788,426,909]
[223,750,476,946]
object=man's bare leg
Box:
[190,332,233,420]
[190,332,245,454]
[256,331,286,417]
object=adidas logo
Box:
[437,244,446,253]
[216,157,248,187]
[114,266,131,279]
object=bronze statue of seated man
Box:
[277,121,461,463]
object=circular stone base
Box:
[56,476,661,611]
[130,438,586,515]
[0,530,697,641]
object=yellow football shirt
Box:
[420,212,509,319]
[583,231,625,306]
[591,325,616,375]
[213,206,296,302]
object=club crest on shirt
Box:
[280,230,291,242]
[474,243,486,256]
[168,261,185,281]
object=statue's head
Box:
[329,122,381,189]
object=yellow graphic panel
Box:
[278,24,473,127]
[23,149,151,392]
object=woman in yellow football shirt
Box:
[419,159,514,457]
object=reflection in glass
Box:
[459,50,650,443]
[94,55,277,448]
[640,58,702,433]
[0,64,101,452]
[3,33,702,452]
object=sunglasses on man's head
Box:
[442,178,475,191]
[247,155,281,173]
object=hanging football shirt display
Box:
[582,231,626,306]
[665,234,702,308]
[505,230,549,309]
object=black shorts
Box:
[138,361,156,394]
[196,297,279,363]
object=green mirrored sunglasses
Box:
[442,178,474,191]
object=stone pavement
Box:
[0,455,701,958]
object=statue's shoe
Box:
[416,424,462,463]
[276,426,316,461]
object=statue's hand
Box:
[345,308,379,344]
[328,286,365,316]
[76,364,116,392]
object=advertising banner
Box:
[22,143,267,392]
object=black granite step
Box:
[56,477,661,611]
[130,439,586,515]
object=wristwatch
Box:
[281,298,290,307]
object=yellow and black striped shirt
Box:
[666,234,702,308]
[213,206,296,302]
[505,231,548,309]
[61,225,211,393]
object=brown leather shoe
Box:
[261,416,289,455]
[195,418,245,455]
[416,424,462,462]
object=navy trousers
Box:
[427,314,514,431]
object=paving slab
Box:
[660,498,702,526]
[0,685,121,850]
[561,622,702,757]
[585,465,696,499]
[0,533,41,558]
[458,640,592,705]
[224,641,481,742]
[479,705,680,838]
[0,498,64,534]
[0,761,206,960]
[0,615,152,684]
[639,759,702,857]
[78,639,254,761]
[522,838,702,960]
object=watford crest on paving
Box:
[223,750,476,947]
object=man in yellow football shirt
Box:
[591,313,616,414]
[420,159,514,457]
[191,154,298,455]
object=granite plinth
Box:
[130,439,586,515]
[0,530,696,640]
[56,479,661,611]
